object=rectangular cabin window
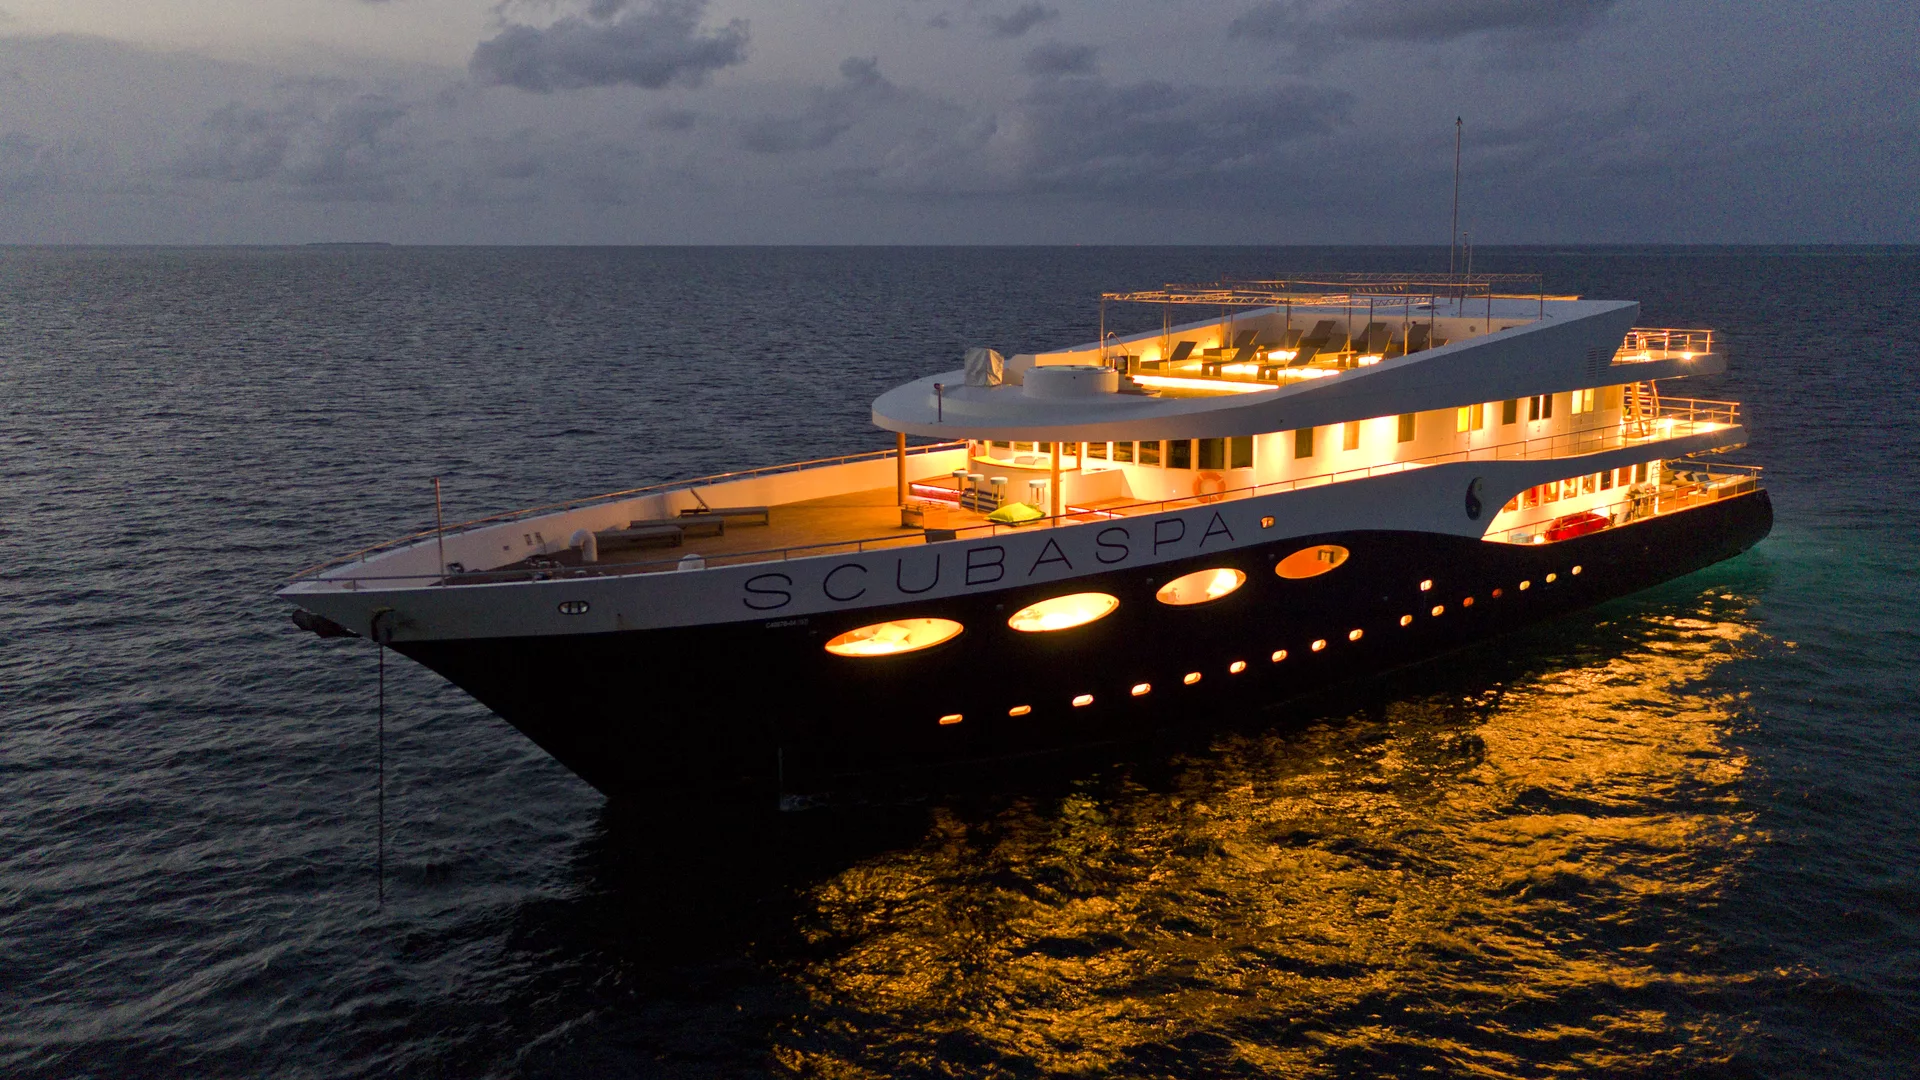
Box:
[1527,396,1542,421]
[1113,441,1134,463]
[1543,394,1555,419]
[1169,439,1193,469]
[1060,442,1078,459]
[1397,413,1415,442]
[1456,404,1485,433]
[1139,440,1161,466]
[1014,441,1034,452]
[993,440,1012,451]
[1502,399,1518,425]
[1230,436,1253,470]
[1038,442,1053,454]
[1634,462,1647,484]
[1342,421,1361,451]
[1197,438,1224,470]
[1294,427,1314,459]
[1582,388,1596,413]
[1087,441,1107,460]
[1600,468,1614,490]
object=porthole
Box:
[1311,639,1327,652]
[1546,572,1558,583]
[1462,596,1475,607]
[1007,592,1119,632]
[1276,545,1350,580]
[1399,614,1413,627]
[557,600,590,615]
[1348,629,1363,641]
[1261,516,1275,528]
[1492,588,1504,598]
[1131,683,1151,697]
[1009,704,1032,717]
[1156,567,1247,606]
[825,617,964,657]
[1572,565,1583,575]
[1519,580,1531,590]
[1072,694,1094,708]
[1183,671,1202,685]
[1271,649,1288,662]
[1431,605,1445,617]
[1229,660,1247,674]
[1420,579,1433,591]
[939,713,963,725]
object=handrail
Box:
[289,440,967,579]
[1615,326,1713,362]
[301,404,1746,587]
[1491,460,1763,545]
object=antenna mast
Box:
[1449,117,1462,282]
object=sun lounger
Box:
[680,505,769,527]
[1140,339,1196,371]
[595,523,684,550]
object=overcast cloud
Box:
[0,0,1912,242]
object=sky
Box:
[0,0,1913,244]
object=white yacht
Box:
[283,274,1771,796]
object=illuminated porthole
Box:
[1572,565,1583,575]
[939,713,963,725]
[1276,545,1351,579]
[1519,580,1531,590]
[1462,596,1475,607]
[1420,579,1433,591]
[1183,671,1202,685]
[1229,660,1247,674]
[825,617,964,657]
[1546,572,1558,583]
[1399,614,1413,627]
[1431,605,1445,617]
[1007,592,1119,632]
[1492,588,1504,598]
[1072,694,1094,707]
[1008,705,1032,717]
[1348,629,1363,641]
[1311,639,1327,652]
[1156,567,1247,606]
[1271,649,1288,662]
[1131,683,1151,697]
[1260,516,1276,528]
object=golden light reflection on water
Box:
[773,593,1766,1076]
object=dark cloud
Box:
[740,56,896,154]
[1021,41,1097,77]
[1230,0,1622,48]
[986,2,1058,39]
[647,107,698,131]
[178,87,411,200]
[471,0,748,93]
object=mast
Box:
[1449,117,1462,283]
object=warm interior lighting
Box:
[1462,596,1474,607]
[1009,704,1032,717]
[1572,565,1583,575]
[1130,374,1279,394]
[1492,588,1504,598]
[1183,671,1202,685]
[1229,660,1247,673]
[1007,592,1119,632]
[939,713,963,725]
[1276,544,1350,580]
[1271,649,1288,662]
[1400,614,1413,626]
[1348,629,1363,641]
[1520,580,1531,590]
[1260,516,1275,528]
[1546,572,1558,583]
[1156,567,1247,606]
[1311,639,1327,651]
[1420,579,1433,591]
[825,617,964,657]
[1431,605,1445,616]
[1131,683,1151,696]
[1072,693,1094,707]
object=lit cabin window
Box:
[939,713,963,725]
[1007,592,1119,632]
[1419,579,1433,591]
[1276,544,1349,579]
[1271,649,1288,662]
[1348,629,1363,641]
[1009,704,1032,717]
[1183,671,1202,685]
[1229,660,1247,673]
[1311,639,1327,651]
[1072,694,1094,707]
[1131,683,1151,697]
[825,618,964,657]
[1399,615,1413,626]
[1431,605,1445,616]
[1156,567,1246,605]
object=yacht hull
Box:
[394,490,1773,798]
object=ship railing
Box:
[1490,461,1764,546]
[308,407,1748,587]
[288,440,968,580]
[1614,327,1713,364]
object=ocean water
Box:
[1,245,1916,1078]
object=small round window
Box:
[1275,544,1350,580]
[1155,568,1247,606]
[824,618,963,657]
[1007,592,1119,633]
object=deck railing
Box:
[1615,327,1713,363]
[1490,461,1763,545]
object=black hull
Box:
[398,491,1773,798]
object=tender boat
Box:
[282,273,1772,796]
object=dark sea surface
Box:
[2,245,1917,1078]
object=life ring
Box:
[1193,471,1227,503]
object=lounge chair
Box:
[680,505,769,527]
[1140,339,1196,371]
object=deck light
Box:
[1130,374,1279,394]
[1431,605,1445,617]
[1007,592,1119,632]
[1311,639,1326,651]
[1572,565,1583,575]
[1420,579,1433,591]
[1271,649,1288,662]
[1400,615,1413,626]
[825,618,964,657]
[1546,572,1558,583]
[1183,672,1202,685]
[1229,660,1247,673]
[1348,629,1363,641]
[1131,683,1151,696]
[1009,705,1032,717]
[1462,597,1474,607]
[1072,694,1094,707]
[1520,580,1531,590]
[1156,568,1247,606]
[939,714,963,725]
[1492,588,1504,598]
